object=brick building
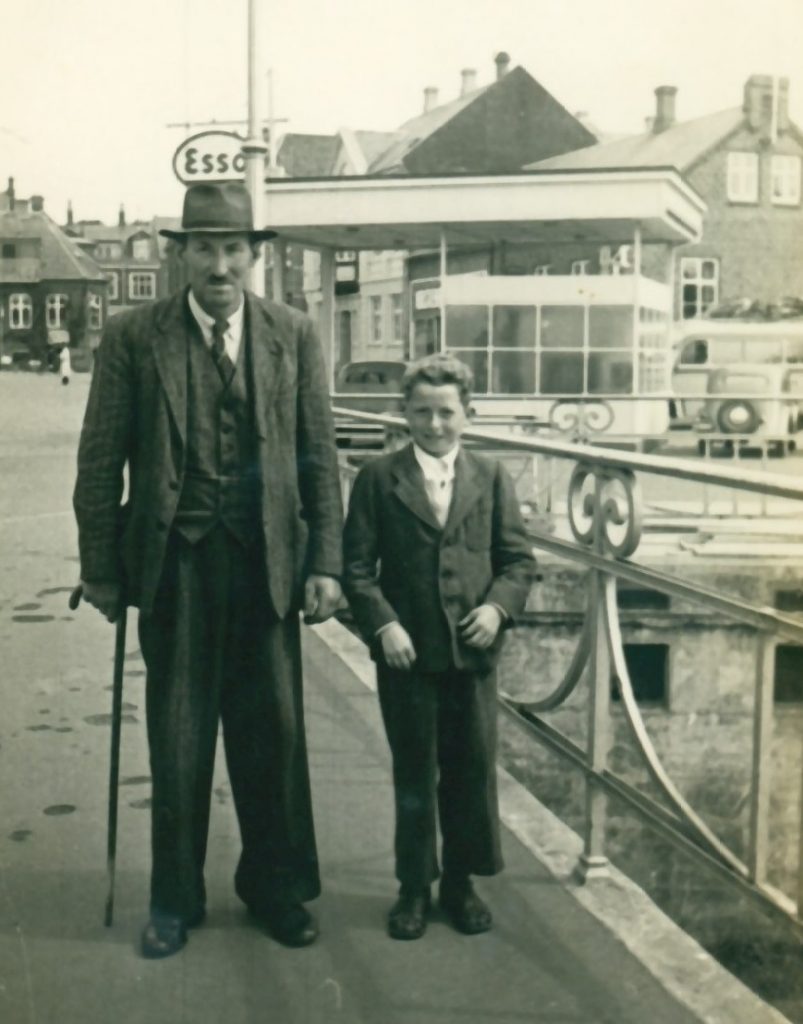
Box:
[526,74,803,319]
[64,204,171,316]
[290,52,596,374]
[0,178,107,370]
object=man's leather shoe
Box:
[387,889,431,940]
[141,913,188,959]
[251,901,318,947]
[439,877,492,935]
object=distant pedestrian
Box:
[343,354,537,941]
[59,345,71,385]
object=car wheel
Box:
[716,399,760,435]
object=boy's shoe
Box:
[388,888,431,940]
[248,900,319,947]
[140,906,206,959]
[439,876,492,935]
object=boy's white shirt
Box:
[412,441,459,528]
[375,442,507,638]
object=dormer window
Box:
[726,151,759,203]
[771,155,801,206]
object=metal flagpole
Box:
[243,0,268,296]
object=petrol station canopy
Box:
[262,167,706,250]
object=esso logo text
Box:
[172,131,246,185]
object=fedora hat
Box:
[159,182,276,241]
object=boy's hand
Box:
[380,622,417,670]
[459,604,503,649]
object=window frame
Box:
[770,154,802,206]
[680,257,720,320]
[9,292,33,329]
[128,271,156,300]
[87,293,103,329]
[368,294,383,345]
[46,293,68,329]
[726,151,759,204]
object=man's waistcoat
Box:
[174,321,261,546]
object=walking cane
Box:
[70,584,127,927]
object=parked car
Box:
[332,360,407,448]
[695,363,800,456]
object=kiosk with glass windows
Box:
[264,168,705,444]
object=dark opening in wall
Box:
[1,243,15,259]
[774,590,803,613]
[617,585,670,611]
[774,645,803,704]
[612,643,669,706]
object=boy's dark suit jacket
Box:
[343,443,537,673]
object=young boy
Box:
[343,354,537,940]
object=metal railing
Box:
[333,404,803,936]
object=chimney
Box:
[30,195,44,212]
[7,176,15,210]
[494,51,511,81]
[66,200,74,226]
[460,68,477,97]
[118,203,126,227]
[423,86,439,113]
[743,74,789,136]
[653,86,677,133]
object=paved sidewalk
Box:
[0,375,783,1024]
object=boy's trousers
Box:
[377,663,504,891]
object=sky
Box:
[2,0,802,225]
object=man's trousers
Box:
[376,664,503,892]
[138,525,320,920]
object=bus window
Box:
[589,306,632,349]
[450,349,489,392]
[679,339,708,365]
[493,306,535,348]
[588,353,633,394]
[708,339,744,364]
[492,351,535,394]
[540,352,583,394]
[445,306,488,348]
[541,306,584,348]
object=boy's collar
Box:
[412,442,460,474]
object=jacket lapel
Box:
[246,292,286,440]
[443,448,482,535]
[391,444,442,531]
[152,291,190,445]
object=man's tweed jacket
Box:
[73,288,343,617]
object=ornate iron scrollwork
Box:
[568,463,643,558]
[548,399,614,442]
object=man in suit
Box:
[73,182,343,958]
[343,354,537,940]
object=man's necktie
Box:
[210,319,236,387]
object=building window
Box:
[391,293,404,342]
[106,271,120,301]
[96,242,122,260]
[617,586,670,610]
[87,293,103,329]
[726,152,759,203]
[2,243,16,259]
[771,155,801,206]
[9,293,32,329]
[680,257,719,319]
[571,260,590,275]
[612,644,669,706]
[369,295,383,344]
[46,293,68,329]
[131,238,150,260]
[129,271,156,300]
[774,645,803,704]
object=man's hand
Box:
[380,622,417,671]
[303,575,343,624]
[459,604,504,649]
[80,580,123,624]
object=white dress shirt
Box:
[188,289,245,365]
[413,442,459,528]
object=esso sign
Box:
[172,130,246,185]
